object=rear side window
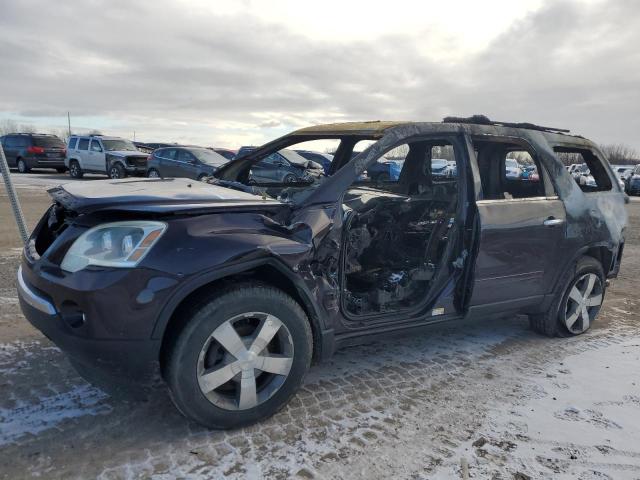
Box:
[4,136,18,148]
[33,136,64,148]
[68,138,78,149]
[77,138,89,150]
[554,147,612,192]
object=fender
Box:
[550,241,617,294]
[150,256,332,356]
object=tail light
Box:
[27,146,45,154]
[62,148,67,156]
[147,155,152,161]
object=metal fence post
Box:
[0,143,29,244]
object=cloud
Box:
[0,0,638,149]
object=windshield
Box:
[192,148,228,166]
[102,139,138,151]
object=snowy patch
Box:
[0,383,111,445]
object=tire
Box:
[165,283,313,429]
[56,167,66,174]
[530,256,605,337]
[17,158,30,173]
[69,160,84,179]
[147,168,161,178]
[109,163,126,179]
[283,174,296,184]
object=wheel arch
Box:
[552,243,613,294]
[155,259,330,373]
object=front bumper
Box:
[17,264,162,388]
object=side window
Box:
[473,139,547,200]
[161,149,176,160]
[5,137,17,148]
[90,140,103,152]
[77,138,89,150]
[177,150,195,162]
[554,147,612,192]
[68,138,78,149]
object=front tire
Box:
[109,163,126,179]
[530,256,605,337]
[165,284,313,429]
[17,158,30,173]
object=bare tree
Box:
[599,143,639,165]
[88,129,103,136]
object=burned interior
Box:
[341,140,459,316]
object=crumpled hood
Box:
[105,150,148,157]
[48,177,283,214]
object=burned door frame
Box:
[465,133,568,315]
[334,131,473,327]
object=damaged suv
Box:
[18,118,626,429]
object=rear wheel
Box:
[17,158,30,173]
[109,163,126,179]
[530,256,605,336]
[147,168,161,178]
[69,160,83,179]
[283,174,296,184]
[166,284,312,429]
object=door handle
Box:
[543,217,564,227]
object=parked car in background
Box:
[353,151,401,183]
[147,146,229,180]
[505,158,523,179]
[237,146,325,184]
[66,135,148,179]
[612,165,635,182]
[295,150,333,175]
[625,164,640,195]
[432,158,456,178]
[0,133,66,173]
[213,148,237,161]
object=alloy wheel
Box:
[563,273,603,334]
[110,166,121,179]
[18,160,26,173]
[197,312,294,411]
[70,163,79,177]
[148,169,160,178]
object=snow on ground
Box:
[431,337,640,479]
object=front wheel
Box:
[165,284,313,429]
[530,256,605,337]
[109,163,126,179]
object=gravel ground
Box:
[1,173,639,479]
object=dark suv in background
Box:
[146,146,229,180]
[18,117,626,430]
[0,133,66,173]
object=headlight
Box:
[61,221,167,273]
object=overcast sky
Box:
[0,0,639,149]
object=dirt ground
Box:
[1,173,639,479]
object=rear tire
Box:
[69,160,83,179]
[147,168,161,178]
[109,163,126,179]
[530,256,605,337]
[17,158,30,173]
[283,174,296,184]
[165,284,313,429]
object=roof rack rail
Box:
[3,132,58,136]
[443,114,570,133]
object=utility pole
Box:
[67,112,71,137]
[133,130,136,142]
